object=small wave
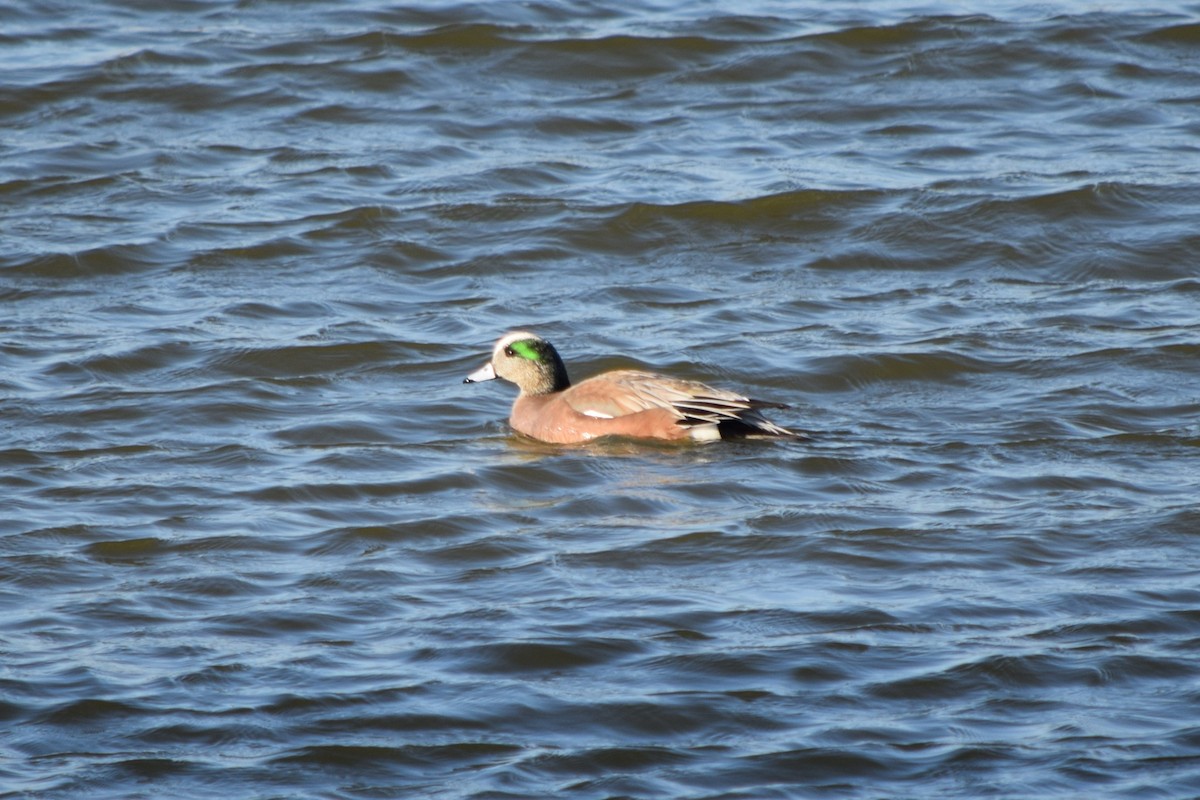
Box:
[813,350,997,389]
[394,22,533,53]
[7,241,183,277]
[1136,21,1200,46]
[869,652,1093,700]
[615,188,887,226]
[725,746,899,784]
[270,742,520,781]
[37,697,145,726]
[522,744,694,775]
[452,637,645,674]
[565,189,888,253]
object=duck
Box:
[464,331,804,444]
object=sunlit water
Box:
[3,1,1200,798]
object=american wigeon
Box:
[464,331,805,444]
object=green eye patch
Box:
[508,340,542,361]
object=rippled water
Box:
[3,1,1200,797]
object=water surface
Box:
[2,1,1200,797]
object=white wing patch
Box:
[581,409,615,419]
[686,424,722,442]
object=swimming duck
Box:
[464,331,803,444]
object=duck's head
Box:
[464,330,571,396]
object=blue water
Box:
[2,1,1200,798]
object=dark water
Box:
[3,1,1200,797]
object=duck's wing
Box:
[565,370,800,437]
